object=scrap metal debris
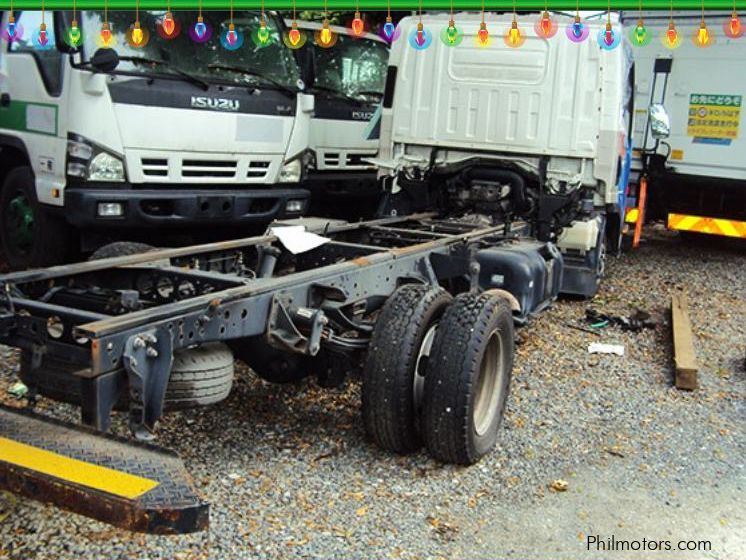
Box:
[585,308,656,332]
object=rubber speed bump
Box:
[0,405,208,533]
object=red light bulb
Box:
[162,12,176,36]
[477,21,489,45]
[729,13,741,36]
[541,12,552,36]
[604,23,614,45]
[351,11,364,36]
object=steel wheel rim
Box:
[3,191,34,256]
[413,323,438,410]
[473,330,504,436]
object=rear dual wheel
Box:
[362,286,514,464]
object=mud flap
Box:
[0,405,207,534]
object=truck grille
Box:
[138,156,273,182]
[181,159,237,179]
[323,152,369,168]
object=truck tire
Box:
[362,284,453,454]
[0,167,73,269]
[422,292,514,465]
[20,342,234,411]
[230,337,311,384]
[89,241,157,260]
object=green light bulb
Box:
[446,23,458,43]
[635,24,647,44]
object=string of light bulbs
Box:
[6,4,745,54]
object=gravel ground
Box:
[0,227,744,560]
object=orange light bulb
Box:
[730,13,741,36]
[162,11,176,36]
[351,12,364,35]
[100,22,112,45]
[477,21,489,45]
[289,24,301,46]
[666,22,678,46]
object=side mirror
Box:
[90,48,119,73]
[54,11,80,54]
[649,103,671,140]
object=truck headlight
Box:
[278,158,302,183]
[66,135,126,183]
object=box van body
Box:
[622,10,746,238]
[375,13,633,295]
[0,10,311,268]
[291,20,389,217]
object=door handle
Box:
[0,93,10,107]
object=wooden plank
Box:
[671,293,699,390]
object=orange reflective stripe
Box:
[667,213,746,238]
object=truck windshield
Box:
[77,11,300,89]
[313,34,388,101]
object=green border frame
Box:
[0,1,740,9]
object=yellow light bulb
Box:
[132,21,143,45]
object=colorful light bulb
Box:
[69,19,81,45]
[728,13,741,36]
[226,23,237,45]
[634,21,647,44]
[289,23,301,46]
[318,19,334,46]
[507,20,521,46]
[477,21,489,45]
[416,21,425,46]
[131,21,143,45]
[666,21,678,46]
[7,16,16,39]
[383,16,395,40]
[351,11,364,36]
[572,19,583,38]
[162,11,176,36]
[540,12,552,36]
[100,21,112,45]
[194,16,207,39]
[38,22,48,46]
[257,19,270,44]
[604,22,614,46]
[446,20,458,44]
[697,23,708,45]
[99,21,111,45]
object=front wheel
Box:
[422,292,514,465]
[0,167,74,269]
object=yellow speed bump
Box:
[0,437,159,499]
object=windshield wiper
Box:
[311,85,381,103]
[206,64,297,97]
[119,56,210,91]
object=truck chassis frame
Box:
[0,213,532,437]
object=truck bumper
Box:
[62,185,310,228]
[304,171,380,197]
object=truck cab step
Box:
[0,405,207,534]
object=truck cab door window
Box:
[8,11,63,95]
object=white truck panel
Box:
[627,11,746,182]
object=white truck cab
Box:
[375,13,633,296]
[290,19,389,217]
[0,10,312,268]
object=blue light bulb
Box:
[383,20,395,39]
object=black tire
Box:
[20,342,234,411]
[230,336,311,384]
[89,241,157,260]
[0,167,73,269]
[422,292,514,465]
[362,284,453,454]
